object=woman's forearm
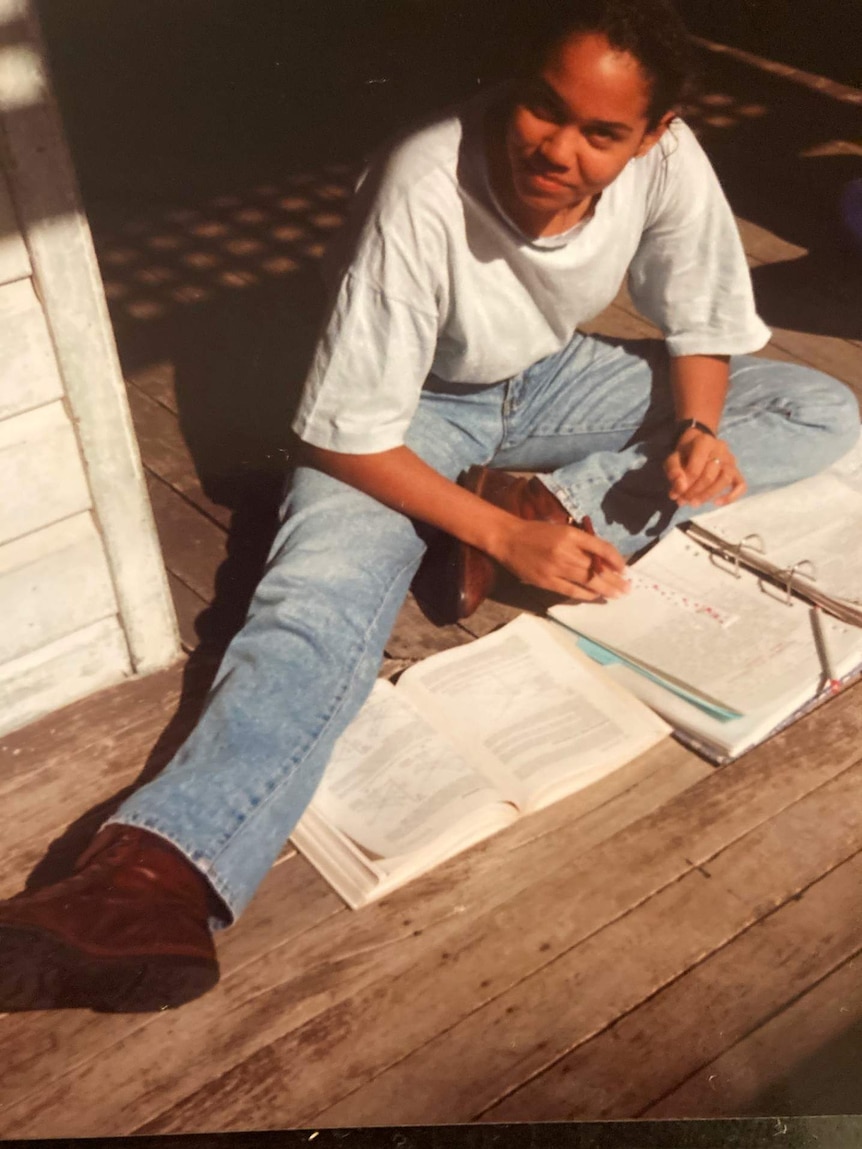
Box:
[670,354,730,431]
[302,442,515,555]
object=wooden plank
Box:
[734,216,808,266]
[167,572,207,652]
[644,952,862,1119]
[0,278,63,421]
[125,360,179,415]
[0,0,178,674]
[766,328,862,395]
[145,473,227,603]
[0,513,118,666]
[580,300,661,341]
[15,685,860,1138]
[0,743,701,1138]
[0,658,190,890]
[288,764,862,1129]
[0,401,91,544]
[0,168,30,285]
[0,853,343,1128]
[482,849,862,1122]
[0,664,340,1130]
[0,616,130,741]
[126,385,231,529]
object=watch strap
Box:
[674,418,716,444]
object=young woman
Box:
[1,0,857,1012]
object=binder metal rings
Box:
[731,534,765,579]
[780,559,817,606]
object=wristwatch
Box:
[674,418,716,445]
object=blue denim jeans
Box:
[110,335,860,922]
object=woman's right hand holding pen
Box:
[489,517,630,602]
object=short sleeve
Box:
[292,165,446,454]
[627,121,771,357]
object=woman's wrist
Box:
[673,417,716,445]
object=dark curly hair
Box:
[509,0,695,129]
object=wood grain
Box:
[0,279,63,422]
[13,682,853,1139]
[0,169,30,286]
[127,386,231,529]
[293,763,862,1128]
[0,617,130,741]
[482,848,862,1122]
[644,950,862,1118]
[0,401,91,545]
[0,513,117,666]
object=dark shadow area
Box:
[744,1014,862,1117]
[680,0,862,89]
[678,51,862,341]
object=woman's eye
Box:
[526,101,559,122]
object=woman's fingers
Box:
[668,433,745,507]
[497,520,630,600]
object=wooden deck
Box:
[1,41,862,1135]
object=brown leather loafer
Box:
[0,825,220,1012]
[457,466,574,619]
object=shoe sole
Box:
[0,924,219,1013]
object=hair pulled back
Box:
[509,0,694,129]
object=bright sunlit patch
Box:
[182,250,222,270]
[125,299,165,320]
[261,255,300,275]
[171,284,212,304]
[218,269,258,288]
[148,234,185,251]
[0,44,45,110]
[272,224,305,242]
[278,195,311,212]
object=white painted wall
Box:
[0,0,180,738]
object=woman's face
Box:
[500,31,672,233]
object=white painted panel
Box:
[0,616,130,739]
[0,278,64,420]
[0,513,117,664]
[0,167,30,286]
[0,401,91,544]
[0,0,179,674]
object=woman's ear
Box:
[635,110,677,158]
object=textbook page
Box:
[694,440,862,607]
[309,679,513,860]
[397,614,669,810]
[551,529,862,716]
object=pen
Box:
[812,606,842,695]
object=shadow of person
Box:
[25,275,323,891]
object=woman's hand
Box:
[489,519,630,602]
[665,428,746,507]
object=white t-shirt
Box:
[293,92,770,454]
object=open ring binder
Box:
[683,521,862,627]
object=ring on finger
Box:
[710,456,722,467]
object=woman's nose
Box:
[540,127,579,172]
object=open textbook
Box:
[290,615,670,908]
[550,440,862,763]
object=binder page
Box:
[311,680,509,859]
[695,441,862,606]
[397,615,669,805]
[551,530,862,715]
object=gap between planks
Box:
[6,681,856,1138]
